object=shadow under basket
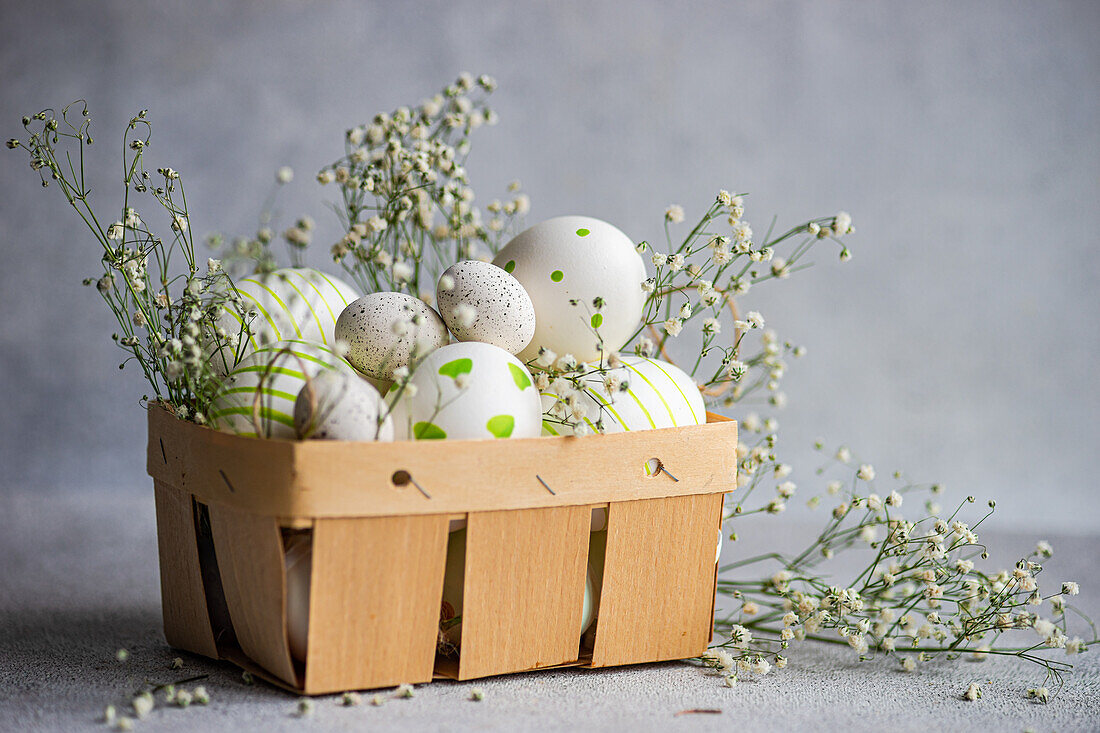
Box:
[147,404,738,694]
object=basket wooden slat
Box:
[458,506,591,680]
[305,515,449,692]
[147,405,738,693]
[208,503,298,686]
[591,493,724,667]
[152,481,219,659]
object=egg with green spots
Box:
[212,267,360,374]
[389,341,542,441]
[209,339,358,439]
[436,260,536,355]
[493,216,646,363]
[541,355,705,436]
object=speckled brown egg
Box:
[436,260,536,355]
[334,292,448,380]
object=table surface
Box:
[2,487,1098,732]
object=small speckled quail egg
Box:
[335,292,448,381]
[436,260,536,354]
[389,341,542,441]
[294,370,394,441]
[493,216,646,363]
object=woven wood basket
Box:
[146,404,737,694]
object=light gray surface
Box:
[2,487,1098,732]
[1,1,1099,530]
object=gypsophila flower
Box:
[396,683,415,699]
[469,687,485,701]
[1062,581,1080,596]
[665,204,685,223]
[664,319,684,337]
[963,682,982,701]
[857,464,875,481]
[132,692,153,719]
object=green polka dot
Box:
[438,358,473,380]
[486,414,515,438]
[413,421,447,440]
[550,270,564,282]
[504,260,516,273]
[591,313,603,329]
[576,228,590,237]
[508,363,533,390]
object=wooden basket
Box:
[146,404,737,694]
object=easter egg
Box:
[285,535,311,662]
[541,355,705,437]
[436,260,536,354]
[493,216,646,364]
[335,292,448,381]
[439,528,597,650]
[209,339,356,439]
[391,341,542,441]
[214,267,359,372]
[294,370,394,441]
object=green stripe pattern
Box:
[209,338,356,439]
[539,355,704,436]
[216,267,359,368]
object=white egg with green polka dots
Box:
[213,267,359,373]
[541,355,705,437]
[389,341,542,441]
[493,216,646,364]
[209,339,357,439]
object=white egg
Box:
[213,267,360,372]
[209,339,357,439]
[493,216,646,364]
[436,260,536,354]
[541,355,705,437]
[391,341,542,441]
[440,528,597,650]
[285,534,311,662]
[334,292,448,381]
[294,370,394,441]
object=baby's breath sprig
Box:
[9,104,252,421]
[707,431,1098,694]
[205,166,311,276]
[321,73,528,300]
[628,193,853,414]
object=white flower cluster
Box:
[708,447,1094,690]
[319,74,526,296]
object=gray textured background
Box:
[1,0,1098,531]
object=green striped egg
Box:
[541,355,705,439]
[209,339,357,439]
[215,267,359,372]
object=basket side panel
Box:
[458,506,590,680]
[304,514,449,694]
[590,493,724,667]
[208,503,298,686]
[153,481,219,658]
